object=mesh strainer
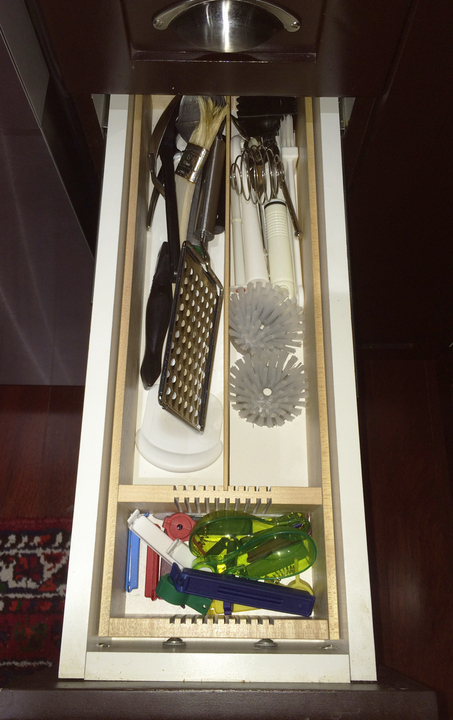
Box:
[158,241,223,431]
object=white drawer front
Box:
[59,95,375,684]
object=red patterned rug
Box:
[0,518,71,687]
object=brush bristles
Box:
[229,282,304,355]
[190,97,227,150]
[230,352,309,428]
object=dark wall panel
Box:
[0,21,94,385]
[344,0,453,352]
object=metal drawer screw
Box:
[254,638,278,649]
[97,642,111,649]
[163,637,186,649]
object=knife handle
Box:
[140,242,173,389]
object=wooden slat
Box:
[109,616,329,640]
[223,98,231,490]
[117,483,323,511]
[304,97,339,639]
[98,95,145,636]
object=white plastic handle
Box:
[264,199,295,298]
[241,199,269,284]
[128,510,196,568]
[230,136,246,286]
[231,192,246,286]
[282,154,304,307]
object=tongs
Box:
[141,96,182,389]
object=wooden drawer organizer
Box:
[96,94,339,643]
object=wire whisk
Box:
[230,142,301,236]
[230,144,279,204]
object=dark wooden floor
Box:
[0,385,84,519]
[1,350,453,716]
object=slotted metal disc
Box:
[159,242,223,432]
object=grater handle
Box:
[140,242,173,389]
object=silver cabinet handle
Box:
[153,0,300,52]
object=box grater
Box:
[158,241,223,431]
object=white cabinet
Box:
[59,95,375,684]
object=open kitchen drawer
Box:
[59,94,375,684]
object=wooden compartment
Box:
[59,95,375,684]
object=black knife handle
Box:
[140,242,173,389]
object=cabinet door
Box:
[32,0,413,96]
[342,0,453,353]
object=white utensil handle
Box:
[283,157,304,307]
[231,188,246,286]
[264,199,295,298]
[128,510,196,568]
[230,134,243,164]
[229,135,247,287]
[241,197,269,285]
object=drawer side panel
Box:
[59,96,134,679]
[313,97,376,680]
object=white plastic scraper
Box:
[127,510,196,568]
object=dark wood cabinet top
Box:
[31,0,414,96]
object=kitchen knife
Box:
[141,98,182,389]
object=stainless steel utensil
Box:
[193,130,226,245]
[158,241,223,432]
[176,96,226,246]
[230,142,301,237]
[175,96,227,246]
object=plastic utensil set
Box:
[128,509,316,617]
